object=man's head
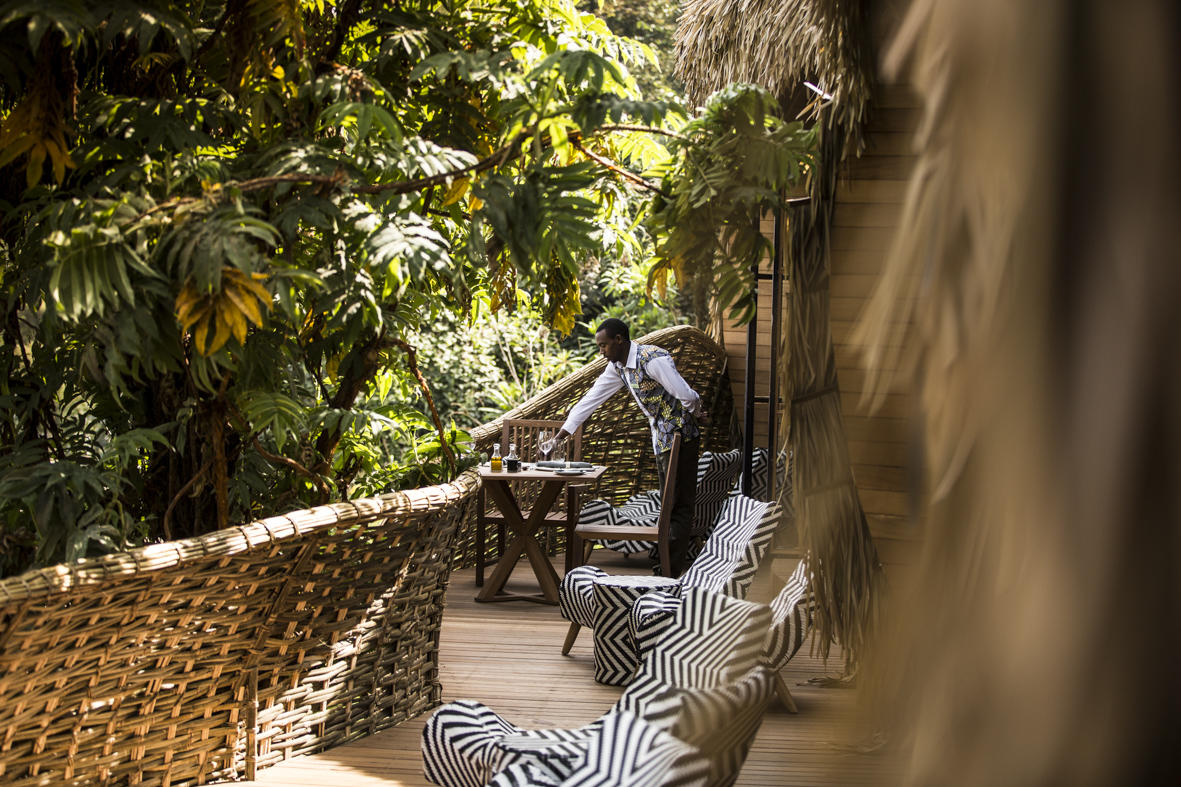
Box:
[594,318,630,364]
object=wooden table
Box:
[475,463,606,604]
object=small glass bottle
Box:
[505,443,520,472]
[490,443,503,472]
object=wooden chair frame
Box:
[475,420,584,586]
[570,433,681,579]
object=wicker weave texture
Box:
[0,471,480,786]
[459,325,734,570]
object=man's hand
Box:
[556,428,572,441]
[696,409,712,426]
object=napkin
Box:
[537,460,592,469]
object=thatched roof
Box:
[675,0,872,146]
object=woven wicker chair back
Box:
[0,472,480,785]
[463,325,734,569]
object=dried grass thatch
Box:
[675,0,872,156]
[784,128,883,669]
[853,0,1181,782]
[677,0,883,668]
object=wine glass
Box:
[537,430,554,462]
[550,436,567,466]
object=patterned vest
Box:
[617,344,701,454]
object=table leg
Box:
[476,480,565,604]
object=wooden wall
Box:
[721,81,922,567]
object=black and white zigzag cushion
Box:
[484,761,561,787]
[560,495,780,664]
[615,587,771,719]
[557,711,709,787]
[557,565,606,628]
[628,499,781,668]
[583,492,661,554]
[579,448,743,555]
[679,496,780,596]
[763,560,813,670]
[733,447,791,507]
[422,589,774,787]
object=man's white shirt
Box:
[561,343,702,438]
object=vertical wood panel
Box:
[723,80,922,542]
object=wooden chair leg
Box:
[561,621,581,655]
[775,671,799,714]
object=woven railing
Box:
[0,324,731,786]
[0,473,479,785]
[455,324,735,569]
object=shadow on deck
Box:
[237,554,901,786]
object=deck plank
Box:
[238,552,900,786]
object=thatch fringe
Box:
[675,0,872,157]
[784,126,883,669]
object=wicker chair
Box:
[421,587,775,787]
[475,420,584,586]
[559,495,781,663]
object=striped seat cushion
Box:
[680,496,780,596]
[580,448,743,556]
[557,565,606,628]
[763,560,814,670]
[422,589,774,787]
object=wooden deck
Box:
[239,553,901,786]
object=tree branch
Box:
[250,434,332,503]
[596,124,688,141]
[571,138,669,197]
[391,337,457,477]
[163,457,212,542]
[225,400,334,504]
[132,133,528,222]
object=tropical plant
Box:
[0,0,812,576]
[647,83,816,324]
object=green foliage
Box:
[0,0,812,577]
[647,84,816,324]
[579,1,682,99]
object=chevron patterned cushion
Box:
[557,565,605,628]
[485,762,562,787]
[560,496,780,665]
[615,588,771,719]
[628,500,780,672]
[580,492,661,554]
[734,447,791,507]
[763,560,814,670]
[679,496,780,596]
[559,711,709,787]
[614,589,774,787]
[591,575,680,685]
[423,589,774,787]
[579,448,743,556]
[629,589,682,663]
[421,700,591,787]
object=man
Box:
[555,318,706,576]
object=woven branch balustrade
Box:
[455,325,735,571]
[0,325,732,786]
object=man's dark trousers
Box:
[656,436,700,577]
